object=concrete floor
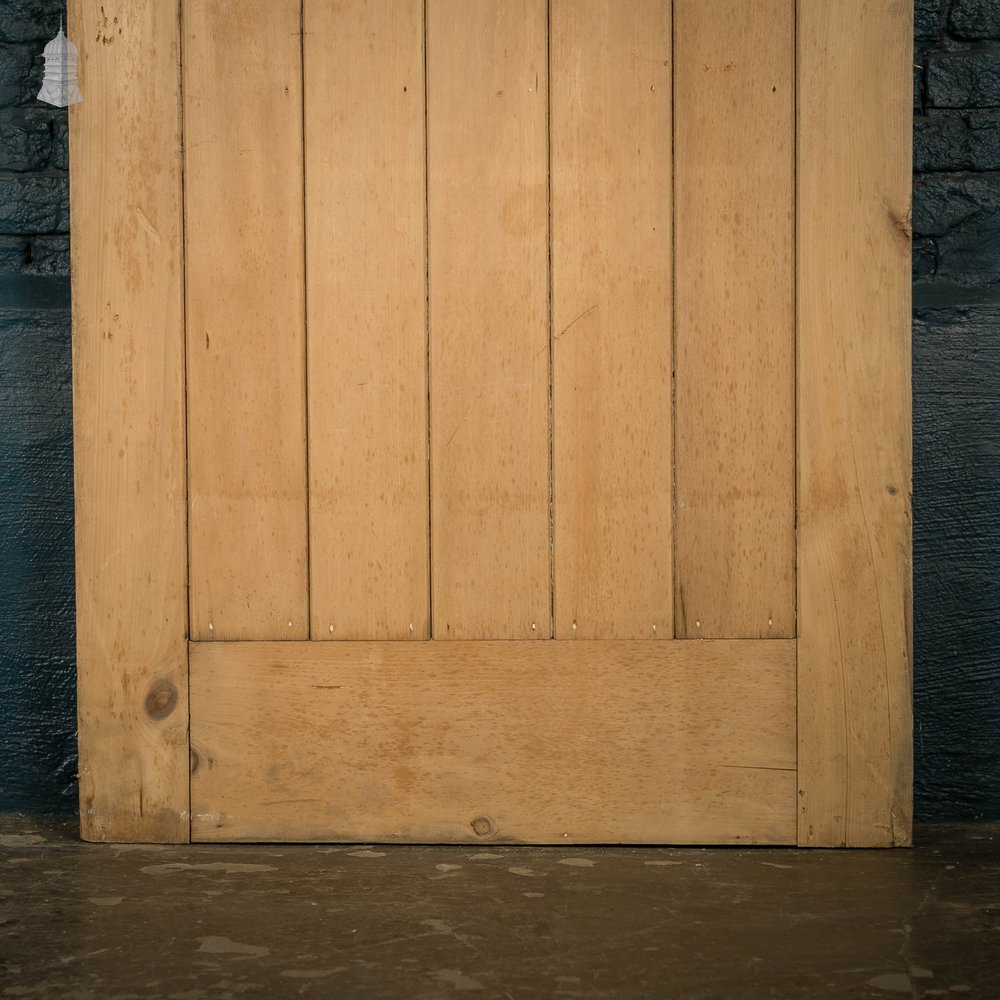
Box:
[0,816,996,999]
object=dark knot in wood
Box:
[144,680,178,721]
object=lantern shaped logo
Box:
[38,24,83,108]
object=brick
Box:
[914,113,1000,171]
[0,115,53,172]
[926,50,1000,108]
[948,0,1000,40]
[22,50,47,107]
[939,212,1000,284]
[0,175,69,234]
[913,173,993,237]
[0,271,70,309]
[0,235,70,276]
[913,237,939,280]
[49,113,68,170]
[915,0,942,42]
[0,1,65,43]
[25,234,69,275]
[0,238,31,272]
[0,43,34,107]
[913,173,1000,284]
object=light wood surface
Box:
[550,0,672,640]
[305,0,429,640]
[183,0,309,640]
[427,0,550,639]
[190,639,797,844]
[69,0,189,842]
[71,2,913,847]
[796,0,913,847]
[673,0,795,639]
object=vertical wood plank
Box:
[184,0,308,640]
[427,0,549,639]
[550,0,672,640]
[797,0,913,847]
[69,0,189,842]
[305,1,428,640]
[673,0,795,638]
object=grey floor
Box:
[1,815,996,999]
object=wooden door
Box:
[70,0,913,846]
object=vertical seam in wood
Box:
[177,0,193,844]
[300,0,312,638]
[792,0,799,643]
[180,0,193,647]
[423,0,433,640]
[546,0,555,640]
[669,0,678,639]
[792,0,801,842]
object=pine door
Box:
[70,0,913,846]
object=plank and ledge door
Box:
[71,0,911,846]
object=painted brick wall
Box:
[0,0,75,813]
[914,0,1000,821]
[1,2,998,820]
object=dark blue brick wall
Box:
[0,0,76,813]
[915,1,1000,821]
[0,2,997,821]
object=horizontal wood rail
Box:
[190,639,796,844]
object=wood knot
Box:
[890,205,912,242]
[144,680,178,720]
[471,816,493,837]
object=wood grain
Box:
[305,0,428,640]
[69,0,189,842]
[550,0,672,639]
[190,639,797,844]
[184,0,309,641]
[673,0,795,639]
[797,0,913,847]
[427,0,550,639]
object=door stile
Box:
[70,0,191,842]
[796,0,914,848]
